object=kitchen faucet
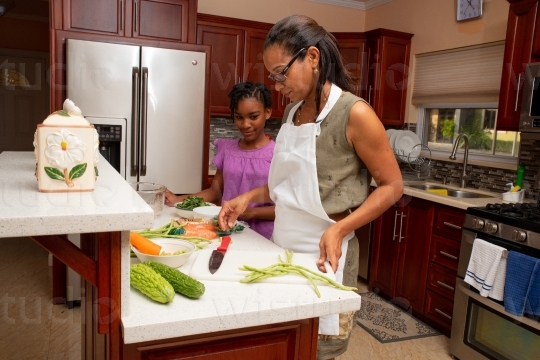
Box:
[449,133,470,188]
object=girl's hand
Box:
[317,225,344,274]
[218,195,250,231]
[164,190,187,207]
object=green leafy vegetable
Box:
[175,196,209,210]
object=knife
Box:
[209,236,231,274]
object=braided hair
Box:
[264,15,354,118]
[228,82,273,120]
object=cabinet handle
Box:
[514,73,522,111]
[368,85,372,104]
[120,0,123,30]
[440,251,458,260]
[435,308,452,320]
[134,0,138,33]
[399,212,406,242]
[443,221,461,230]
[436,281,455,291]
[392,211,399,240]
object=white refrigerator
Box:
[66,38,208,194]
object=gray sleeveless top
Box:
[282,92,371,214]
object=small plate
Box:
[389,129,401,150]
[394,130,421,161]
[386,129,396,140]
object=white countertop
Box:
[0,152,155,237]
[121,206,362,344]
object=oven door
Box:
[451,277,540,360]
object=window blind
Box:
[411,41,505,105]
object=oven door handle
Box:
[457,279,540,329]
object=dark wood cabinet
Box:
[60,0,196,42]
[333,32,367,98]
[497,0,538,131]
[364,29,413,127]
[123,318,318,360]
[369,197,433,313]
[196,14,280,117]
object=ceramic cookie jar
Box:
[33,99,99,192]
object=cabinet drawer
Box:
[424,289,454,328]
[427,262,456,299]
[433,205,465,241]
[430,234,460,271]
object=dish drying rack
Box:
[394,143,432,180]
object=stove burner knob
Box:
[485,222,498,234]
[472,218,485,229]
[512,230,527,242]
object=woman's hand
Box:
[164,190,187,207]
[218,194,250,231]
[317,224,344,273]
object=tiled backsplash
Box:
[209,118,540,201]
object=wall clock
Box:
[457,0,483,22]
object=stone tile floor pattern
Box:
[0,237,453,359]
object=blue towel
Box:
[504,251,540,316]
[526,261,540,316]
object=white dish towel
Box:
[464,238,507,300]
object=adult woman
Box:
[218,15,403,359]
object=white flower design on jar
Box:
[45,129,87,168]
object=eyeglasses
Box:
[268,48,306,82]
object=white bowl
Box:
[193,205,222,220]
[175,202,215,219]
[131,239,196,268]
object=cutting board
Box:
[189,249,336,285]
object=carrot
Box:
[130,232,161,255]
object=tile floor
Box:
[0,237,453,360]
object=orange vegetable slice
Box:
[130,232,161,255]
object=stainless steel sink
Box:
[407,184,494,198]
[408,184,450,191]
[446,190,493,198]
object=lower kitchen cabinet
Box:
[122,318,318,359]
[369,196,434,313]
[369,197,465,336]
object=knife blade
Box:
[209,236,231,274]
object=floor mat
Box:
[356,292,440,343]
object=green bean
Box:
[239,250,358,297]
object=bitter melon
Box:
[130,263,175,303]
[144,261,205,299]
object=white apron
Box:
[269,84,355,335]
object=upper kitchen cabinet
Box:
[364,29,413,127]
[55,0,197,42]
[196,15,282,117]
[497,0,538,131]
[333,32,367,98]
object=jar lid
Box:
[42,99,89,126]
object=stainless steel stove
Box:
[450,202,540,360]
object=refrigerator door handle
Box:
[140,67,149,176]
[131,67,140,176]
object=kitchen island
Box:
[0,152,361,359]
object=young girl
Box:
[165,82,275,239]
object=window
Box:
[422,107,520,158]
[412,41,519,164]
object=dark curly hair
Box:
[264,15,354,118]
[228,82,273,120]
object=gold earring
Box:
[314,68,319,74]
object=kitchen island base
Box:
[123,318,318,360]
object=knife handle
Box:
[217,236,231,251]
